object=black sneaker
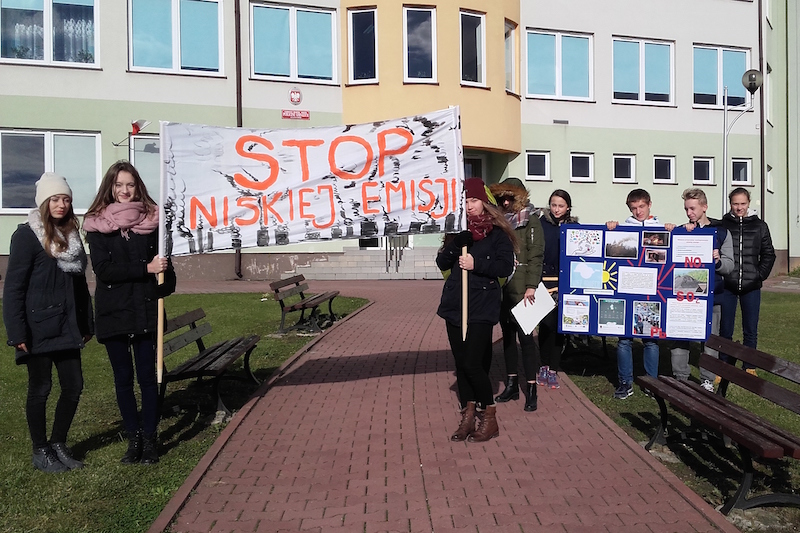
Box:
[51,442,84,470]
[32,445,69,474]
[613,382,633,399]
[640,386,655,399]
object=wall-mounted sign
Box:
[289,87,302,105]
[281,109,310,120]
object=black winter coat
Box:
[721,212,775,294]
[86,230,176,342]
[3,224,93,364]
[540,210,579,289]
[436,227,515,326]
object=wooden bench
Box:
[159,308,261,415]
[269,275,339,333]
[636,334,800,515]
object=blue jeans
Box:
[719,289,761,368]
[617,337,659,385]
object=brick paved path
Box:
[150,279,740,533]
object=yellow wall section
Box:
[340,1,520,154]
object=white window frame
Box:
[766,63,772,125]
[653,155,676,184]
[570,152,594,182]
[403,6,437,84]
[692,157,714,185]
[0,129,100,214]
[459,10,485,87]
[504,20,516,93]
[0,0,99,67]
[731,158,752,186]
[612,37,674,106]
[612,154,636,183]
[526,29,593,101]
[128,0,223,76]
[766,164,773,193]
[525,151,550,181]
[250,3,336,83]
[347,7,377,85]
[692,45,751,109]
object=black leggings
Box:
[499,306,541,381]
[445,321,494,409]
[538,307,563,371]
[105,334,159,437]
[26,350,83,449]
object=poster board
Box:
[557,224,715,341]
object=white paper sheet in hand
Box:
[511,282,556,335]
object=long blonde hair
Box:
[39,201,79,257]
[482,202,519,253]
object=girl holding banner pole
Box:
[436,178,516,442]
[84,161,175,464]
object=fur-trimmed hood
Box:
[489,178,530,214]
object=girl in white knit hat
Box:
[3,172,94,473]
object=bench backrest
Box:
[163,308,212,357]
[703,334,800,416]
[269,275,309,307]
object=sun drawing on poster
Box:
[603,260,617,291]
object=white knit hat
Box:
[35,172,73,207]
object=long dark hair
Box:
[85,160,157,217]
[549,189,573,221]
[39,200,79,256]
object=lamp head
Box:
[741,69,763,95]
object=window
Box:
[0,130,98,211]
[504,20,515,92]
[613,38,673,104]
[252,3,336,82]
[527,30,591,99]
[653,156,675,183]
[464,156,484,179]
[693,157,714,185]
[693,45,748,107]
[525,151,550,181]
[1,0,97,64]
[731,158,751,185]
[766,63,772,124]
[130,0,222,74]
[460,11,484,86]
[613,155,635,183]
[766,164,773,193]
[130,135,161,198]
[570,153,593,182]
[403,7,436,82]
[348,7,376,83]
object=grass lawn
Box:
[562,291,800,530]
[0,292,366,533]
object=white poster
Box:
[617,266,658,295]
[666,298,709,340]
[672,234,714,264]
[562,294,590,333]
[160,107,464,256]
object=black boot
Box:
[140,433,159,464]
[524,382,538,412]
[121,430,142,464]
[494,375,519,402]
[51,442,84,470]
[32,445,69,474]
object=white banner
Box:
[159,107,464,256]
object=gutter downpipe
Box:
[758,0,767,221]
[234,0,244,278]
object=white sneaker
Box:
[701,379,715,392]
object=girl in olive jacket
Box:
[489,178,544,411]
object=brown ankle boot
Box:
[450,401,477,441]
[468,405,499,442]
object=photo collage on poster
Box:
[557,224,715,341]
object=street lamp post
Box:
[722,69,763,215]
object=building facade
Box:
[0,0,796,277]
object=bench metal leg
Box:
[645,395,669,450]
[720,445,800,515]
[212,377,231,417]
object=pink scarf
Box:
[83,202,158,239]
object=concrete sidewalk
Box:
[147,278,750,533]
